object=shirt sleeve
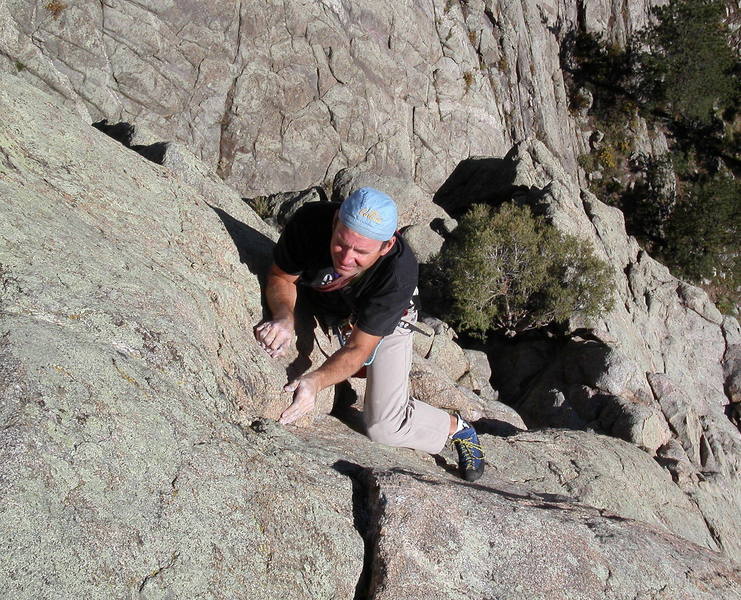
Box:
[355,269,417,337]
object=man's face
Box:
[330,221,395,278]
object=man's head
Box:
[331,187,398,277]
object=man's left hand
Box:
[279,375,319,424]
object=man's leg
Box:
[363,323,451,454]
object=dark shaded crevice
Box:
[576,1,586,33]
[724,402,740,431]
[325,46,347,85]
[233,0,243,63]
[91,119,168,164]
[431,148,536,219]
[93,119,134,145]
[332,460,383,600]
[676,481,724,553]
[698,512,723,552]
[216,74,240,179]
[207,201,278,325]
[472,416,525,437]
[218,0,247,181]
[483,5,499,31]
[131,141,168,164]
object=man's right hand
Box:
[279,374,319,424]
[254,318,294,358]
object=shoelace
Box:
[452,438,484,468]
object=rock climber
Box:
[254,187,484,481]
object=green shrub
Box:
[620,153,677,247]
[564,1,737,125]
[561,0,738,312]
[597,146,617,170]
[636,0,737,123]
[660,175,740,285]
[577,153,598,173]
[431,203,614,337]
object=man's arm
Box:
[254,263,299,358]
[280,327,381,424]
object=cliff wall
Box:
[1,0,660,196]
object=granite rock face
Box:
[2,61,740,599]
[0,73,363,598]
[0,0,659,199]
[368,467,740,600]
[481,429,718,551]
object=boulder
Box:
[367,468,740,600]
[400,223,444,264]
[409,360,486,423]
[419,317,470,382]
[409,356,524,432]
[648,373,704,466]
[488,431,695,536]
[656,439,700,484]
[723,343,741,405]
[597,394,671,453]
[244,187,329,230]
[411,319,436,358]
[332,168,450,229]
[460,348,498,403]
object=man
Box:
[254,187,484,481]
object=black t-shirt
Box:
[273,202,418,337]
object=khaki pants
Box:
[363,321,450,454]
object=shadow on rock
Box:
[212,217,319,390]
[473,417,526,437]
[433,152,534,219]
[330,381,366,436]
[285,298,320,385]
[389,467,444,486]
[208,204,274,286]
[432,454,459,477]
[92,119,169,165]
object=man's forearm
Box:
[306,344,371,391]
[265,269,298,323]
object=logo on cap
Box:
[359,208,383,224]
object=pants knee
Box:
[366,420,406,448]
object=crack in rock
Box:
[332,461,383,600]
[138,551,180,592]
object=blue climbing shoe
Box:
[451,417,485,482]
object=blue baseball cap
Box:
[338,187,398,241]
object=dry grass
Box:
[463,70,474,93]
[45,1,67,19]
